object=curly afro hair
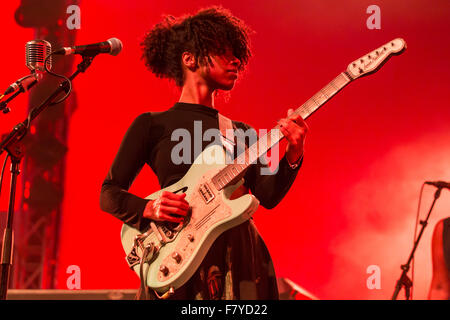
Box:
[141,6,253,87]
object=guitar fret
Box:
[299,107,310,119]
[315,91,327,104]
[307,100,316,112]
[323,85,335,97]
[334,74,347,87]
[329,80,338,91]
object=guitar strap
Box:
[218,113,247,159]
[218,113,236,154]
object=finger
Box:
[160,205,189,217]
[280,125,296,145]
[163,191,188,202]
[158,212,184,223]
[287,111,304,122]
[290,115,308,130]
[287,108,294,117]
[280,119,298,133]
[278,118,289,128]
[281,123,304,146]
[160,198,190,210]
[283,116,308,134]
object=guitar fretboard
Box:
[211,72,352,191]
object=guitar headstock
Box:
[346,38,407,79]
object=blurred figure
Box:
[428,217,450,299]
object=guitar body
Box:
[121,144,259,293]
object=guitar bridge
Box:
[198,182,215,204]
[125,232,159,269]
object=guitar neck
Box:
[212,72,352,191]
[296,72,352,120]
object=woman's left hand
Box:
[278,108,308,165]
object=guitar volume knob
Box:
[172,252,182,263]
[159,265,169,276]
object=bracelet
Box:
[286,154,302,169]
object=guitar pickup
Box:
[198,183,215,204]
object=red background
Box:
[1,0,449,299]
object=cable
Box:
[21,52,73,131]
[44,52,73,106]
[411,182,426,300]
[0,154,10,200]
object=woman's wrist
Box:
[286,150,303,169]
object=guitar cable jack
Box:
[153,287,175,299]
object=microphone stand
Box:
[0,54,95,300]
[391,186,443,300]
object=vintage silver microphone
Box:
[2,40,51,97]
[26,39,52,72]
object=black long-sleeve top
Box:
[100,102,302,299]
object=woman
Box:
[428,218,450,299]
[100,6,308,300]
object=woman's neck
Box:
[178,78,216,109]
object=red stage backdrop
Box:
[1,0,449,299]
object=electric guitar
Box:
[121,38,407,296]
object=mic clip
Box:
[0,72,41,114]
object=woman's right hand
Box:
[143,191,190,223]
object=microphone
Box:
[53,38,123,56]
[425,181,450,189]
[26,39,52,72]
[1,40,51,97]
